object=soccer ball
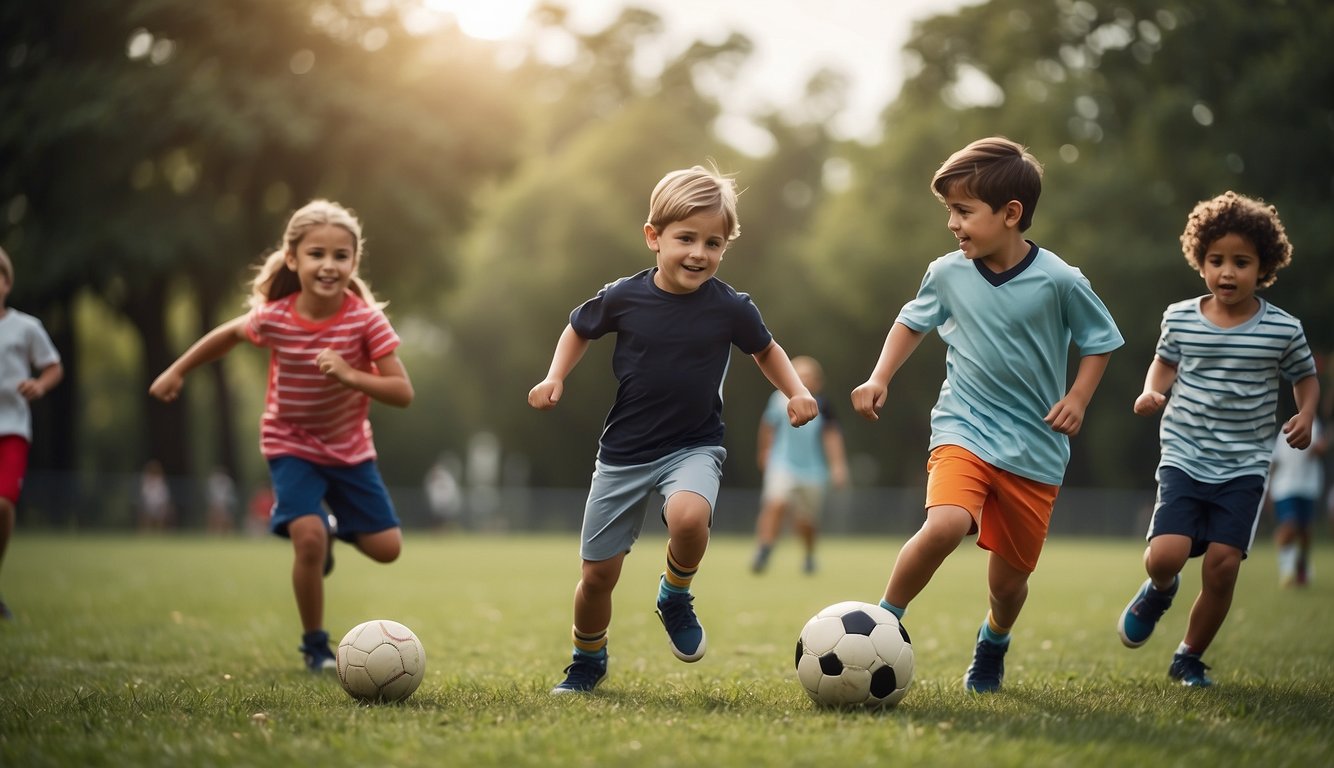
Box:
[795,601,914,708]
[336,619,426,703]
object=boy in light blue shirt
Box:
[852,137,1123,693]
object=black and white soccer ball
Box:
[795,601,914,708]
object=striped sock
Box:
[981,611,1011,645]
[572,626,608,658]
[879,600,906,620]
[660,542,697,598]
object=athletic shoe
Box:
[656,580,707,662]
[803,555,817,575]
[963,630,1008,693]
[750,549,769,574]
[300,632,337,672]
[550,653,607,695]
[0,598,11,620]
[1169,652,1213,687]
[1117,576,1179,648]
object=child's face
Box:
[1199,232,1260,308]
[284,223,358,308]
[941,190,1016,262]
[644,212,729,295]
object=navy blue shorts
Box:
[1273,496,1317,527]
[268,456,399,541]
[1147,465,1265,558]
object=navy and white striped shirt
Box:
[1155,296,1316,482]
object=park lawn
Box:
[1,533,1331,767]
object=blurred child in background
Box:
[0,247,63,620]
[751,355,848,575]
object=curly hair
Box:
[1179,191,1292,288]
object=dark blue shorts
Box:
[1273,496,1317,527]
[268,456,399,541]
[1147,465,1265,558]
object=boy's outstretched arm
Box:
[851,323,924,421]
[149,316,248,402]
[1281,374,1321,450]
[528,324,590,411]
[752,341,817,426]
[1132,355,1177,417]
[1044,352,1111,436]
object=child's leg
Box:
[0,497,12,573]
[288,515,328,633]
[573,554,625,642]
[986,551,1030,630]
[883,505,972,610]
[353,528,402,563]
[1181,541,1243,655]
[1143,534,1192,588]
[664,490,712,573]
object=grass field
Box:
[2,533,1332,767]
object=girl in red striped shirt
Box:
[150,200,413,671]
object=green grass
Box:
[2,533,1332,767]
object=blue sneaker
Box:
[963,630,1008,693]
[1118,576,1179,648]
[1169,652,1213,687]
[656,580,706,662]
[300,632,337,673]
[551,652,607,695]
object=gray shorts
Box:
[579,445,727,561]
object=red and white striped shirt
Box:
[246,291,400,466]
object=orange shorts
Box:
[924,444,1059,573]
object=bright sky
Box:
[423,0,979,149]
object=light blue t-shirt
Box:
[762,391,837,484]
[896,243,1123,485]
[1155,296,1316,483]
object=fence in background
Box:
[17,470,1164,538]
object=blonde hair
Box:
[646,164,741,241]
[248,199,381,309]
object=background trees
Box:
[2,0,1330,519]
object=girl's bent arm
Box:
[149,316,248,402]
[322,350,413,408]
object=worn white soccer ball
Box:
[336,619,425,703]
[795,601,914,708]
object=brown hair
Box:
[1179,191,1292,288]
[931,137,1043,232]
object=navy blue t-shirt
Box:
[570,268,774,465]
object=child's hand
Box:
[787,393,819,427]
[149,371,183,402]
[316,349,351,383]
[16,379,46,401]
[850,381,887,421]
[1282,412,1314,450]
[528,379,563,410]
[1133,391,1166,416]
[1044,397,1086,436]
